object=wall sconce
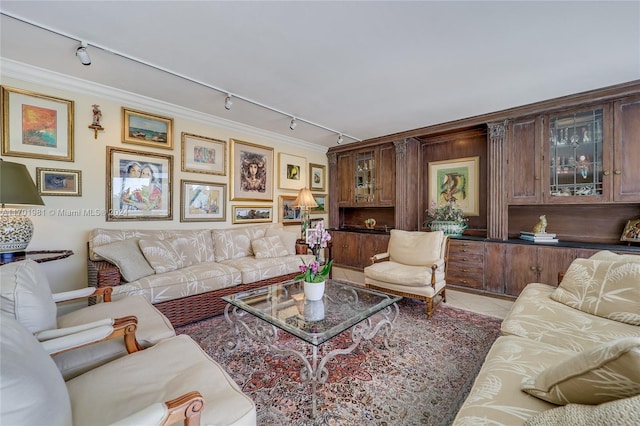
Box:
[0,159,45,256]
[293,187,317,241]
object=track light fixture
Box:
[337,134,344,144]
[224,94,233,110]
[289,117,297,131]
[76,41,91,66]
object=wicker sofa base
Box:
[88,258,298,326]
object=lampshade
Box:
[0,159,44,254]
[293,187,318,209]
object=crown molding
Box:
[0,58,327,153]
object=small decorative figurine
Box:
[88,104,104,139]
[532,215,548,234]
[364,218,376,229]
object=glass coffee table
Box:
[222,278,401,418]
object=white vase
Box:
[304,280,325,301]
[303,299,325,321]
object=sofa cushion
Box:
[139,237,200,274]
[524,395,640,426]
[551,258,640,325]
[92,239,155,282]
[265,226,298,255]
[589,250,640,264]
[0,259,57,333]
[1,314,72,425]
[388,229,443,266]
[211,224,270,262]
[251,236,289,259]
[521,337,640,405]
[222,254,314,284]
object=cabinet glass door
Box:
[354,151,375,203]
[549,108,604,198]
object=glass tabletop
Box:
[222,279,401,346]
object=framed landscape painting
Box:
[106,147,173,221]
[278,153,306,191]
[428,156,479,216]
[311,193,328,214]
[122,107,173,149]
[180,180,226,222]
[181,132,226,175]
[230,139,274,201]
[36,167,81,196]
[1,86,74,161]
[232,205,273,224]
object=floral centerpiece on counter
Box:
[296,221,333,283]
[423,199,468,236]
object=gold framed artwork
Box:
[181,132,226,175]
[230,139,274,201]
[232,205,273,224]
[106,146,173,221]
[309,163,326,192]
[278,153,307,191]
[428,156,480,216]
[311,193,328,214]
[620,218,640,243]
[35,167,81,196]
[279,195,302,225]
[1,86,74,161]
[180,179,226,222]
[122,107,173,149]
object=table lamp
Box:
[293,187,317,241]
[0,159,45,256]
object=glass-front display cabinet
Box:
[547,107,605,201]
[354,150,375,203]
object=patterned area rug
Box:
[176,299,502,426]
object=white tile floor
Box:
[332,267,514,319]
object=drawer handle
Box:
[462,258,469,261]
[530,266,537,271]
[462,280,468,284]
[461,249,468,252]
[461,269,469,272]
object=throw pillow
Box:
[388,229,444,266]
[521,337,640,405]
[551,258,640,325]
[265,227,298,255]
[138,237,198,274]
[92,239,155,282]
[524,395,640,426]
[251,236,289,259]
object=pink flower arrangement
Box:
[296,221,333,283]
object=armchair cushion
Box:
[92,239,155,282]
[388,229,444,266]
[365,260,445,288]
[0,259,57,333]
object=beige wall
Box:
[1,66,328,295]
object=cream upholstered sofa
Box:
[453,250,640,425]
[88,223,314,326]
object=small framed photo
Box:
[279,195,301,224]
[428,156,480,216]
[180,180,226,222]
[36,167,81,196]
[232,205,273,224]
[311,193,328,214]
[122,107,173,150]
[278,153,307,191]
[1,86,74,161]
[230,139,274,201]
[181,132,226,175]
[309,163,326,192]
[106,146,173,221]
[620,218,640,243]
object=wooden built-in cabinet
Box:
[336,145,395,207]
[330,230,390,270]
[446,240,484,290]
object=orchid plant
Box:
[296,221,333,283]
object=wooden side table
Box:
[0,250,74,265]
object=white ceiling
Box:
[1,1,639,149]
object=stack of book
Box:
[519,231,559,243]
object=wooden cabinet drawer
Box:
[447,240,485,289]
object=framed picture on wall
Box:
[278,153,307,191]
[181,132,226,175]
[35,167,82,196]
[311,193,328,214]
[279,195,301,224]
[230,139,274,201]
[106,146,173,221]
[232,205,273,224]
[122,107,174,149]
[180,180,226,222]
[428,156,480,216]
[309,163,326,192]
[1,86,74,161]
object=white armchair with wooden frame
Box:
[364,230,450,318]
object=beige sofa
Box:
[454,251,640,425]
[88,223,314,326]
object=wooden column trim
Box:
[487,120,508,240]
[327,152,338,229]
[393,139,407,230]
